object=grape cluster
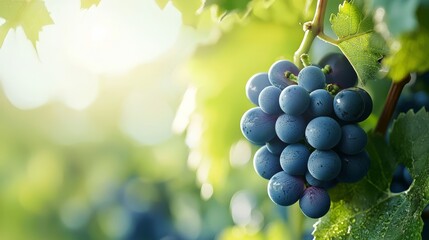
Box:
[241,54,372,218]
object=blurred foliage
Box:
[0,0,53,48]
[366,0,429,80]
[81,0,101,9]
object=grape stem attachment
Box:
[375,75,411,136]
[293,0,337,68]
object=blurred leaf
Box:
[266,220,294,240]
[384,30,429,81]
[171,0,203,26]
[155,0,170,9]
[370,0,420,36]
[314,110,429,239]
[202,0,252,17]
[218,226,264,240]
[330,1,387,84]
[0,0,53,48]
[384,6,429,81]
[81,0,101,9]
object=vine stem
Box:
[294,0,329,68]
[375,75,411,136]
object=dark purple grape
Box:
[318,53,357,89]
[333,88,365,122]
[337,124,367,155]
[337,151,370,183]
[299,186,331,218]
[355,87,373,122]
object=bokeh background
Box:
[0,0,391,239]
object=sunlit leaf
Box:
[202,0,252,17]
[383,6,429,81]
[0,0,53,48]
[80,0,101,9]
[330,1,388,84]
[155,0,170,9]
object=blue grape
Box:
[253,146,282,179]
[279,85,310,115]
[307,89,334,118]
[259,86,283,115]
[337,151,370,183]
[266,137,287,155]
[337,124,367,155]
[403,167,413,185]
[299,186,331,218]
[333,88,365,122]
[318,53,357,89]
[393,164,405,179]
[267,171,305,206]
[298,66,326,92]
[414,91,429,110]
[390,164,410,193]
[306,171,337,189]
[305,117,341,150]
[302,231,313,240]
[390,182,408,193]
[355,87,373,122]
[245,72,271,105]
[268,60,299,89]
[307,150,341,181]
[241,107,277,144]
[280,144,310,176]
[275,114,306,143]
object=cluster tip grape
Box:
[241,53,372,218]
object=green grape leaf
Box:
[0,0,53,48]
[80,0,101,9]
[314,110,429,239]
[330,1,387,84]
